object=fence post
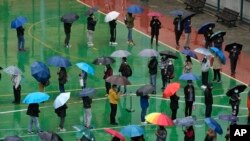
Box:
[240,0,244,21]
[217,0,221,12]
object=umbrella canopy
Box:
[210,31,226,41]
[120,125,144,137]
[31,61,51,83]
[105,11,120,22]
[76,127,95,141]
[181,48,198,59]
[175,116,196,127]
[218,114,238,122]
[47,56,72,68]
[145,112,174,126]
[3,66,22,75]
[181,12,195,21]
[104,128,125,141]
[61,13,79,23]
[53,92,70,109]
[225,42,243,52]
[163,82,181,98]
[76,62,95,75]
[3,135,23,141]
[110,50,131,58]
[226,84,247,97]
[127,5,144,14]
[169,9,185,16]
[85,6,98,16]
[159,50,178,59]
[179,73,199,81]
[23,92,50,104]
[197,22,215,34]
[136,84,154,96]
[147,12,162,17]
[79,88,96,97]
[38,131,63,141]
[204,118,223,135]
[106,75,131,85]
[194,47,213,56]
[210,47,226,64]
[138,49,158,57]
[92,56,115,65]
[11,16,28,29]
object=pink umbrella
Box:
[147,12,162,17]
[104,128,125,141]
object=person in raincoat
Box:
[124,12,135,46]
[103,64,113,96]
[109,19,118,46]
[11,74,22,104]
[155,126,167,141]
[82,96,92,128]
[183,126,195,141]
[201,56,210,88]
[212,55,222,83]
[87,14,97,47]
[150,16,161,47]
[57,67,67,93]
[170,93,179,120]
[16,25,25,51]
[229,89,241,116]
[63,22,72,48]
[27,103,41,134]
[173,15,184,48]
[55,104,68,131]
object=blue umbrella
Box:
[210,47,226,64]
[11,16,28,29]
[79,88,96,97]
[194,47,213,56]
[204,118,223,135]
[197,22,215,34]
[218,114,238,122]
[169,10,184,16]
[127,5,144,14]
[47,56,72,68]
[23,92,50,104]
[31,61,51,83]
[179,73,199,81]
[76,62,95,75]
[175,116,196,127]
[120,125,144,137]
[181,48,198,59]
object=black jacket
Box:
[16,26,24,36]
[170,94,179,110]
[27,103,40,117]
[87,16,97,31]
[82,96,92,108]
[229,48,240,59]
[150,19,161,35]
[109,20,117,29]
[173,17,184,32]
[204,88,213,105]
[58,68,67,85]
[184,84,195,102]
[64,23,72,34]
[148,58,158,75]
[55,104,68,118]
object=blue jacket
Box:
[140,96,149,109]
[184,19,191,33]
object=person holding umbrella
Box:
[16,26,25,51]
[82,95,93,129]
[103,64,113,96]
[228,45,241,75]
[170,93,180,120]
[57,67,67,93]
[229,89,241,116]
[11,74,22,104]
[183,17,191,47]
[204,26,214,48]
[155,126,167,141]
[160,56,168,89]
[165,60,174,86]
[204,83,213,117]
[79,70,88,89]
[63,22,72,48]
[124,12,135,46]
[184,80,195,117]
[150,16,161,47]
[140,95,149,124]
[212,35,224,50]
[55,104,67,132]
[118,57,132,94]
[201,55,210,88]
[173,14,183,49]
[183,55,192,73]
[109,19,118,46]
[148,56,158,94]
[27,103,41,134]
[87,14,97,47]
[183,126,195,141]
[212,55,222,83]
[108,84,120,125]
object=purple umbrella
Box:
[218,115,238,122]
[181,48,197,59]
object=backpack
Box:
[123,64,132,77]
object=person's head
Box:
[186,55,192,63]
[187,80,192,85]
[106,64,111,69]
[60,67,66,70]
[202,55,207,63]
[178,14,182,18]
[128,12,132,17]
[187,125,194,131]
[168,60,173,65]
[122,57,127,62]
[89,13,93,17]
[208,26,213,30]
[152,16,156,20]
[151,56,156,60]
[112,84,117,90]
[159,126,165,130]
[111,136,121,141]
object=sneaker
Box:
[141,121,147,125]
[201,85,207,90]
[88,43,94,47]
[112,42,118,45]
[129,42,135,46]
[59,128,66,132]
[28,131,34,134]
[109,42,112,46]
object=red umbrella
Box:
[145,113,174,126]
[147,12,162,17]
[163,82,181,98]
[104,128,125,141]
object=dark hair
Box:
[122,57,127,62]
[128,12,132,17]
[112,84,117,88]
[111,136,120,141]
[186,55,192,63]
[159,126,166,130]
[106,64,111,69]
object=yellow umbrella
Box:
[145,113,174,126]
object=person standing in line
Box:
[103,64,113,96]
[204,83,213,117]
[201,55,210,88]
[213,36,224,50]
[109,19,118,46]
[155,126,167,141]
[229,89,241,116]
[87,14,97,47]
[165,60,175,87]
[160,56,168,89]
[108,84,120,125]
[183,126,195,141]
[63,22,72,48]
[150,16,161,47]
[148,56,158,94]
[118,57,132,94]
[184,80,195,117]
[170,93,179,120]
[204,27,214,48]
[55,103,67,131]
[204,128,217,141]
[212,55,222,83]
[140,95,149,124]
[183,17,191,47]
[124,12,135,46]
[57,67,67,93]
[183,55,192,73]
[79,70,88,89]
[16,26,25,51]
[11,74,22,104]
[173,15,184,49]
[27,103,41,134]
[82,96,92,128]
[228,46,240,75]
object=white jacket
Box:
[11,75,21,89]
[201,60,210,72]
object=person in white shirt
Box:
[201,56,210,88]
[11,74,22,104]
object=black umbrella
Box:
[226,84,247,97]
[159,50,178,59]
[106,75,131,85]
[210,31,226,41]
[136,84,154,96]
[85,6,98,16]
[92,56,115,65]
[225,43,243,52]
[181,12,195,22]
[61,13,79,23]
[3,136,23,141]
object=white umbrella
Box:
[3,66,22,75]
[110,50,131,58]
[138,49,158,57]
[53,92,70,109]
[194,47,213,56]
[105,11,120,22]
